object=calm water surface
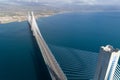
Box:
[37,12,120,52]
[0,22,51,80]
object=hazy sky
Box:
[0,0,119,5]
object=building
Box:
[94,45,120,80]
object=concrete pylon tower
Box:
[94,45,120,80]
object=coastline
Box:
[0,12,64,24]
[1,10,116,24]
[0,15,52,24]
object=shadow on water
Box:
[47,65,61,80]
[27,23,52,80]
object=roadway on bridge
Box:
[28,12,67,80]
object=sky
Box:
[0,0,119,5]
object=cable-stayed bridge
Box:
[27,12,120,80]
[113,64,120,80]
[28,12,67,80]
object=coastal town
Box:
[0,12,57,24]
[0,1,65,24]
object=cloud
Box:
[33,0,97,5]
[94,0,120,5]
[71,0,96,5]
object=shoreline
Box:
[0,15,53,24]
[1,10,119,24]
[0,12,64,24]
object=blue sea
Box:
[0,12,120,80]
[37,12,120,52]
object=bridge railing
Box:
[28,12,67,80]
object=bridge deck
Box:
[28,12,67,80]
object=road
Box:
[28,12,67,80]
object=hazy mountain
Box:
[0,0,120,13]
[1,0,120,7]
[1,0,120,6]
